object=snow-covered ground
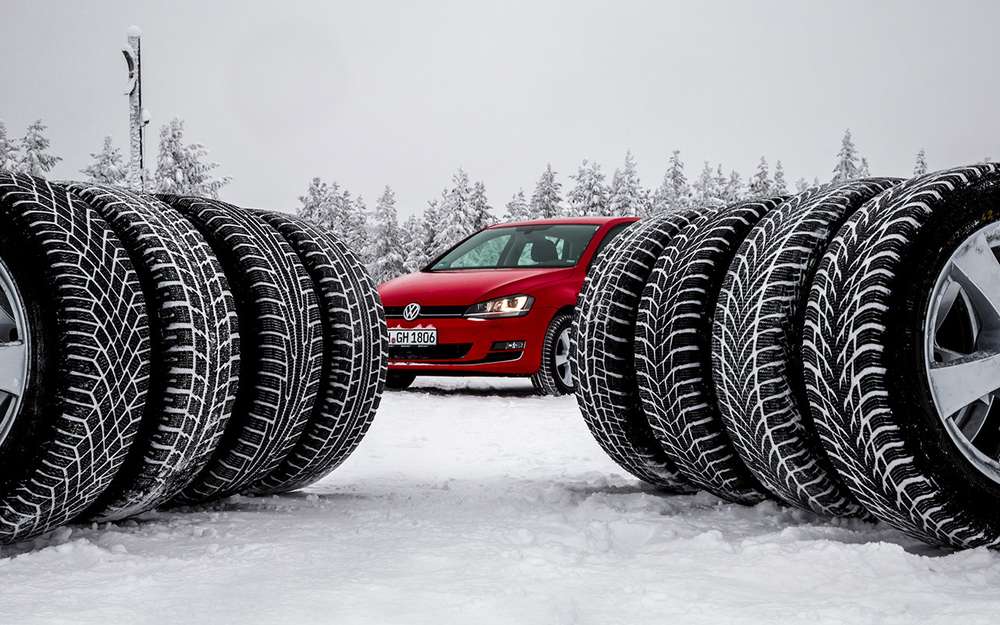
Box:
[3,377,1000,624]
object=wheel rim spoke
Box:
[949,231,1000,329]
[555,327,573,386]
[955,396,993,442]
[929,351,1000,418]
[0,340,27,397]
[0,305,15,335]
[935,344,966,362]
[935,280,962,332]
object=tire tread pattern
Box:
[574,212,698,489]
[712,180,898,516]
[65,184,240,520]
[635,198,783,503]
[251,212,386,494]
[163,197,323,502]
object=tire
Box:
[250,212,386,495]
[386,372,416,391]
[0,174,150,542]
[64,184,241,521]
[712,180,899,517]
[803,164,1000,548]
[574,211,698,490]
[161,197,323,503]
[634,198,784,503]
[531,312,575,396]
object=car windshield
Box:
[428,224,601,271]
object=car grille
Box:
[384,305,466,318]
[388,343,473,360]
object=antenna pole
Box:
[123,26,146,191]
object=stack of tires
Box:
[575,163,1000,550]
[0,173,386,544]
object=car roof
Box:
[488,216,640,228]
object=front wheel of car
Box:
[531,312,575,396]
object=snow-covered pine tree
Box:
[0,121,20,172]
[401,214,426,273]
[17,119,61,177]
[693,161,725,208]
[297,177,337,225]
[608,151,643,217]
[795,177,810,193]
[370,186,406,282]
[724,170,744,203]
[469,180,495,231]
[154,117,230,198]
[773,160,788,194]
[503,189,531,221]
[859,157,871,178]
[435,168,475,252]
[831,128,860,182]
[530,164,563,218]
[914,149,928,176]
[749,156,772,198]
[567,159,609,217]
[343,193,370,262]
[421,197,444,257]
[81,136,126,185]
[714,165,729,202]
[652,150,691,213]
[637,187,654,218]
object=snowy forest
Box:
[0,118,967,284]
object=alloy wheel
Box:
[0,258,29,450]
[926,222,1000,484]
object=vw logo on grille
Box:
[403,302,421,321]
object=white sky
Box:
[2,0,997,217]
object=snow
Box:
[3,377,1000,624]
[127,25,143,38]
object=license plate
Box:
[388,328,438,346]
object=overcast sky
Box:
[2,0,997,217]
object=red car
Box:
[378,217,638,394]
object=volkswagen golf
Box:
[378,217,637,394]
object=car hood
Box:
[379,268,572,306]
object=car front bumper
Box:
[386,311,550,376]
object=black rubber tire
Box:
[65,184,241,521]
[803,164,1000,548]
[250,212,386,495]
[385,372,416,391]
[0,174,150,543]
[161,197,323,503]
[574,211,698,490]
[531,312,575,396]
[634,198,784,504]
[712,180,899,517]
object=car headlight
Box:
[465,295,534,318]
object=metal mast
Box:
[123,26,147,191]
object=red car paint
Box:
[378,217,638,377]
